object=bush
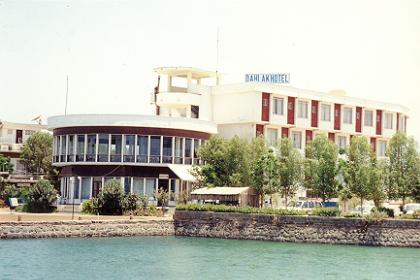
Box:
[122,193,142,214]
[343,213,362,218]
[366,209,388,221]
[176,203,306,216]
[0,184,20,203]
[312,207,341,217]
[377,207,394,218]
[0,199,6,208]
[97,180,125,215]
[24,179,57,213]
[82,200,96,214]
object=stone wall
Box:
[0,220,174,239]
[174,211,420,248]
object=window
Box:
[297,101,308,119]
[320,104,331,121]
[133,178,145,195]
[24,130,34,136]
[191,105,199,119]
[76,135,85,162]
[74,177,80,199]
[124,135,135,162]
[81,177,91,200]
[145,178,156,198]
[67,135,75,162]
[162,137,173,163]
[343,107,353,124]
[399,116,405,132]
[60,136,67,162]
[137,136,148,163]
[98,134,109,162]
[184,138,192,164]
[291,131,302,149]
[272,97,284,115]
[267,128,278,146]
[377,140,387,157]
[364,110,373,127]
[54,137,60,162]
[7,129,13,135]
[124,177,131,194]
[384,113,393,129]
[110,135,122,162]
[336,136,347,150]
[86,134,96,162]
[174,137,183,164]
[193,139,200,164]
[150,136,161,163]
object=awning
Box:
[167,164,196,182]
[191,187,250,195]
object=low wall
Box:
[174,211,420,248]
[0,220,174,239]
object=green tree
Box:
[385,132,420,205]
[277,138,304,208]
[251,149,280,207]
[155,187,169,215]
[367,160,387,207]
[24,179,57,213]
[97,180,125,215]
[304,134,340,202]
[0,154,13,173]
[20,132,55,180]
[197,135,250,187]
[345,136,374,214]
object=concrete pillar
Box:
[167,75,172,92]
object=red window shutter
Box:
[356,107,362,133]
[287,97,295,125]
[370,137,376,152]
[311,100,319,128]
[256,124,264,137]
[281,127,289,138]
[261,92,270,122]
[306,130,313,143]
[334,104,341,130]
[328,132,335,142]
[376,110,382,135]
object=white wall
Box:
[217,123,256,141]
[212,91,261,124]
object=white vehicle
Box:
[402,203,420,214]
[351,205,375,216]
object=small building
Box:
[191,187,259,207]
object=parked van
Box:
[403,203,420,214]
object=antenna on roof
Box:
[31,115,42,125]
[64,75,69,115]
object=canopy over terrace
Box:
[191,187,258,207]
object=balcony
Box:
[156,91,201,107]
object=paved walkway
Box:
[0,207,174,222]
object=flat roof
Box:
[154,67,218,79]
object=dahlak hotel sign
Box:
[245,73,290,84]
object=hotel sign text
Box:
[245,73,290,84]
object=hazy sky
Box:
[1,0,419,141]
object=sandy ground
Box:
[0,207,174,222]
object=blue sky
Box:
[1,0,419,142]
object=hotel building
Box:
[49,67,409,205]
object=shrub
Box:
[24,179,57,213]
[0,184,20,203]
[377,207,394,218]
[82,200,96,214]
[366,209,388,221]
[399,213,415,219]
[343,213,362,218]
[176,203,306,216]
[312,207,341,217]
[0,199,6,208]
[122,193,141,214]
[97,180,125,215]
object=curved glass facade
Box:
[53,133,203,165]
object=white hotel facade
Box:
[49,67,409,205]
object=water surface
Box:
[0,236,419,280]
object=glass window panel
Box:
[137,136,148,163]
[384,113,393,129]
[76,135,85,162]
[60,136,67,162]
[110,135,122,162]
[98,134,109,162]
[273,97,284,115]
[124,177,131,194]
[170,180,176,201]
[291,131,302,149]
[364,110,373,127]
[267,128,278,146]
[184,138,192,164]
[145,179,156,198]
[174,137,183,164]
[74,177,80,199]
[193,139,200,164]
[81,177,91,200]
[297,101,308,119]
[343,108,353,124]
[124,135,135,162]
[86,134,96,162]
[150,136,161,163]
[162,137,173,163]
[67,135,74,162]
[321,104,331,121]
[133,178,145,195]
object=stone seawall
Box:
[174,211,420,248]
[0,219,174,239]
